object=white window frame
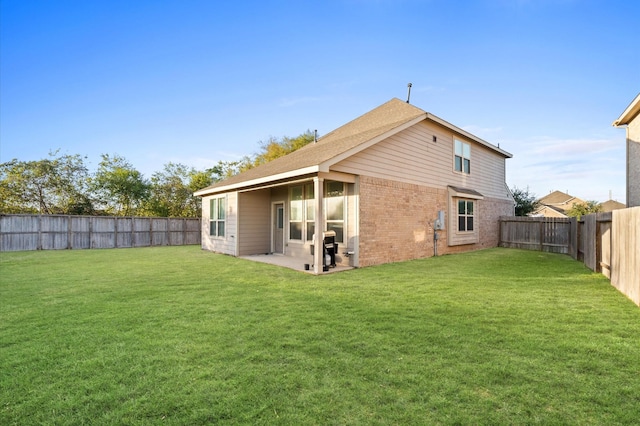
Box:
[288,181,346,244]
[454,139,471,174]
[289,186,304,241]
[324,181,345,244]
[447,186,483,246]
[209,196,226,238]
[457,199,475,233]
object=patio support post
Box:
[313,177,324,274]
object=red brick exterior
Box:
[358,176,513,267]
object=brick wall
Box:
[358,176,513,267]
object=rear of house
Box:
[195,98,514,273]
[613,93,640,208]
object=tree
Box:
[511,186,539,216]
[0,152,92,214]
[566,201,602,219]
[247,131,315,170]
[90,154,150,216]
[145,162,217,217]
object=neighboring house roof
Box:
[612,93,640,127]
[538,190,578,206]
[533,190,587,217]
[601,199,626,212]
[195,98,512,196]
[531,204,568,218]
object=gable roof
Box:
[538,190,579,206]
[601,199,626,212]
[531,204,568,218]
[613,93,640,127]
[195,98,512,196]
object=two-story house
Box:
[195,98,514,273]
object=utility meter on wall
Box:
[434,211,445,230]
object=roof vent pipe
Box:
[314,129,318,143]
[406,82,412,103]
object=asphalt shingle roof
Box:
[195,97,511,196]
[196,98,426,195]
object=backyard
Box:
[1,246,639,425]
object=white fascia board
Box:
[318,114,428,171]
[613,93,640,127]
[193,165,319,197]
[427,113,513,158]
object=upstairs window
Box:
[209,197,226,237]
[455,139,471,174]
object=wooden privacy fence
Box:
[0,214,201,252]
[499,207,640,307]
[498,216,574,254]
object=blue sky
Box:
[1,0,638,203]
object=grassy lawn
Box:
[1,247,639,425]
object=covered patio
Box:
[240,253,354,273]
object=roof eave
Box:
[426,113,513,158]
[193,165,320,197]
[613,93,640,127]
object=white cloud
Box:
[506,136,626,203]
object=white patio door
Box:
[273,203,284,254]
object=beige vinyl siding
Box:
[238,189,271,256]
[201,192,237,255]
[331,121,510,201]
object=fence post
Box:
[37,214,42,250]
[67,216,72,249]
[595,216,602,273]
[568,217,575,259]
[539,219,544,251]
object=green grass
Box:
[1,247,639,425]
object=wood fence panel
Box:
[597,212,612,277]
[184,218,201,245]
[569,217,578,259]
[169,219,184,246]
[0,214,201,251]
[92,217,116,249]
[611,207,640,306]
[499,216,571,254]
[71,216,91,249]
[151,218,168,246]
[0,215,39,251]
[582,215,597,271]
[40,216,68,250]
[133,218,151,247]
[116,217,133,248]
